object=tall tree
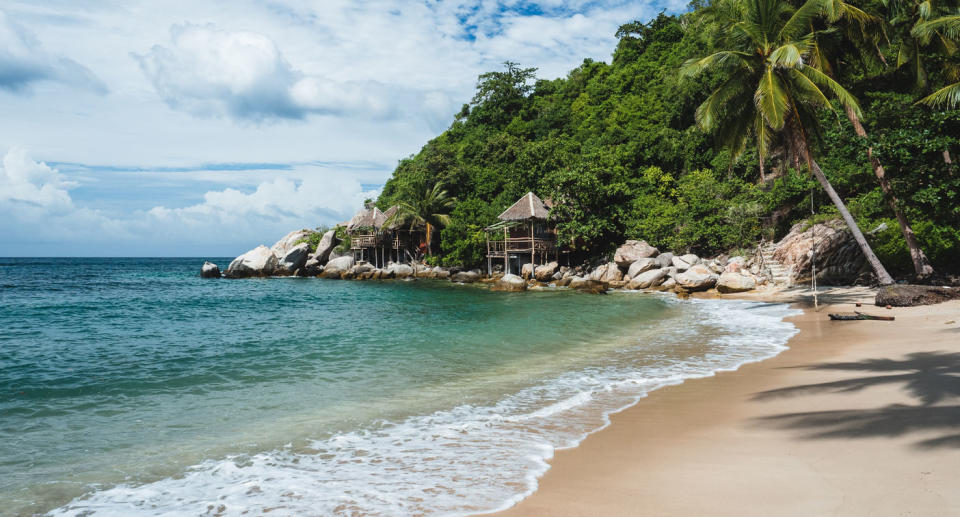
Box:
[683,0,895,284]
[386,183,457,257]
[912,15,960,107]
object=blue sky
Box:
[0,0,682,256]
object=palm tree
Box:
[912,15,960,107]
[807,0,936,276]
[683,0,895,284]
[385,183,456,256]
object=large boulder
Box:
[569,277,607,294]
[655,252,674,269]
[302,257,323,276]
[391,264,415,279]
[725,256,746,273]
[432,266,450,279]
[225,245,279,278]
[672,254,698,271]
[492,274,527,292]
[875,285,960,307]
[271,229,316,257]
[773,220,867,285]
[676,264,719,291]
[451,270,481,283]
[534,262,559,282]
[521,263,535,280]
[614,240,659,268]
[627,268,668,289]
[321,256,355,279]
[275,243,310,276]
[588,262,623,283]
[312,230,338,265]
[626,258,658,280]
[717,271,757,293]
[201,261,221,278]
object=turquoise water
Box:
[0,258,798,516]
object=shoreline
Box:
[493,286,960,516]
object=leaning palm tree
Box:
[385,183,456,256]
[912,15,960,107]
[806,0,936,276]
[682,0,895,284]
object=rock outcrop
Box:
[625,258,657,279]
[312,230,337,265]
[773,220,866,285]
[676,264,718,291]
[271,229,316,257]
[534,262,559,282]
[321,256,355,278]
[589,262,623,283]
[493,274,527,292]
[201,261,221,278]
[569,277,607,294]
[875,285,960,307]
[614,240,659,268]
[717,271,756,293]
[627,268,668,289]
[275,243,310,276]
[225,245,279,278]
[451,270,481,283]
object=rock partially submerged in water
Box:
[534,262,559,282]
[676,264,718,291]
[225,245,278,278]
[569,277,607,294]
[589,262,623,283]
[492,274,526,292]
[321,256,355,279]
[627,268,667,289]
[275,243,310,276]
[451,270,481,283]
[875,284,960,307]
[201,261,221,278]
[614,240,659,268]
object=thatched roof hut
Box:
[497,192,551,221]
[347,206,390,230]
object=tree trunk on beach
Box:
[843,105,933,277]
[810,158,895,285]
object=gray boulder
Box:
[451,270,481,283]
[492,274,527,292]
[655,252,674,268]
[321,256,355,279]
[521,263,535,280]
[717,271,757,293]
[201,261,221,278]
[569,277,607,294]
[589,262,623,283]
[672,255,695,271]
[391,264,415,279]
[271,229,315,257]
[534,262,559,282]
[627,268,668,289]
[676,264,718,291]
[225,245,278,278]
[432,266,450,279]
[312,230,338,265]
[661,277,677,288]
[276,243,310,276]
[614,240,659,268]
[626,258,658,280]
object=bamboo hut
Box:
[346,204,424,266]
[485,192,559,275]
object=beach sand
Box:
[496,286,960,517]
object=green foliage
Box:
[293,232,324,253]
[334,226,351,253]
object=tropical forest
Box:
[376,0,960,282]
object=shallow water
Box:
[0,258,799,516]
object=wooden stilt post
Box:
[503,227,509,274]
[530,221,535,268]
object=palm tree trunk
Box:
[843,105,933,277]
[810,158,895,285]
[425,223,432,256]
[945,150,954,165]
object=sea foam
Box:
[52,298,799,517]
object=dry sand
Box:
[495,286,960,517]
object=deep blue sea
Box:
[0,258,799,516]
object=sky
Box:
[0,0,682,257]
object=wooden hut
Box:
[485,192,558,275]
[346,204,424,266]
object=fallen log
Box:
[829,311,895,321]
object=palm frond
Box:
[680,51,753,78]
[912,15,960,42]
[769,43,804,67]
[755,68,790,129]
[797,65,862,116]
[779,0,824,42]
[918,81,960,107]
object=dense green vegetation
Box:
[377,1,960,279]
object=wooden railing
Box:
[487,237,556,256]
[351,234,377,249]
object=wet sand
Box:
[496,286,960,517]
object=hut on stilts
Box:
[345,204,424,267]
[484,192,559,276]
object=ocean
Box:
[0,257,799,516]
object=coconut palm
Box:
[806,0,936,276]
[385,183,456,256]
[682,0,895,284]
[912,15,960,107]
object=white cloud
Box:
[0,146,75,210]
[134,23,395,121]
[0,10,106,94]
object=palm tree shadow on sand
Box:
[752,352,960,449]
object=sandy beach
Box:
[497,286,960,517]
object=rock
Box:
[655,252,674,269]
[348,262,375,278]
[432,266,450,279]
[451,270,481,283]
[627,268,668,289]
[626,258,658,280]
[875,285,960,307]
[311,230,338,265]
[201,261,221,278]
[672,255,693,271]
[275,242,310,276]
[725,257,746,273]
[717,271,757,293]
[392,264,415,279]
[614,240,659,268]
[271,229,316,257]
[661,277,677,288]
[225,245,279,278]
[327,248,352,261]
[569,277,607,294]
[492,273,527,292]
[707,261,725,274]
[589,262,623,283]
[303,257,322,276]
[555,276,573,287]
[415,264,435,278]
[521,263,534,280]
[534,262,559,282]
[676,264,719,291]
[773,220,867,285]
[321,256,355,279]
[681,253,700,265]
